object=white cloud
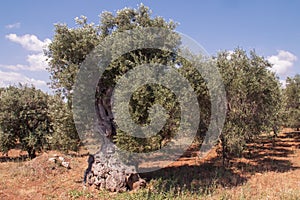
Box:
[267,50,297,76]
[27,53,49,70]
[2,53,49,71]
[5,22,21,29]
[0,70,47,89]
[2,34,51,71]
[1,34,51,92]
[5,34,51,52]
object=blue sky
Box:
[0,0,299,91]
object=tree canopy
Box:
[216,49,282,162]
[284,74,300,130]
[0,85,50,158]
[0,85,80,158]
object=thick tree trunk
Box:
[85,87,146,192]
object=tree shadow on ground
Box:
[0,154,29,162]
[141,158,246,194]
[0,147,89,163]
[0,145,29,162]
[277,131,300,144]
[65,152,89,158]
[140,130,300,194]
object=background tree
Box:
[0,85,51,159]
[216,49,282,164]
[284,74,300,130]
[47,95,80,152]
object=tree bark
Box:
[85,87,146,192]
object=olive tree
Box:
[46,4,183,191]
[47,95,80,152]
[0,85,51,159]
[284,74,300,130]
[216,49,282,164]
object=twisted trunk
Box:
[85,87,145,192]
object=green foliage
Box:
[46,4,176,102]
[0,85,51,158]
[47,95,80,152]
[46,4,181,152]
[0,85,80,157]
[46,17,100,100]
[113,83,182,153]
[216,49,282,161]
[283,74,300,130]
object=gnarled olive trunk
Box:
[85,87,146,192]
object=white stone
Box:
[58,156,65,162]
[48,157,56,163]
[61,161,70,168]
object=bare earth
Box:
[0,128,299,199]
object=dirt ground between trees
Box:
[0,128,299,199]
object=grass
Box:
[0,129,299,199]
[68,189,95,199]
